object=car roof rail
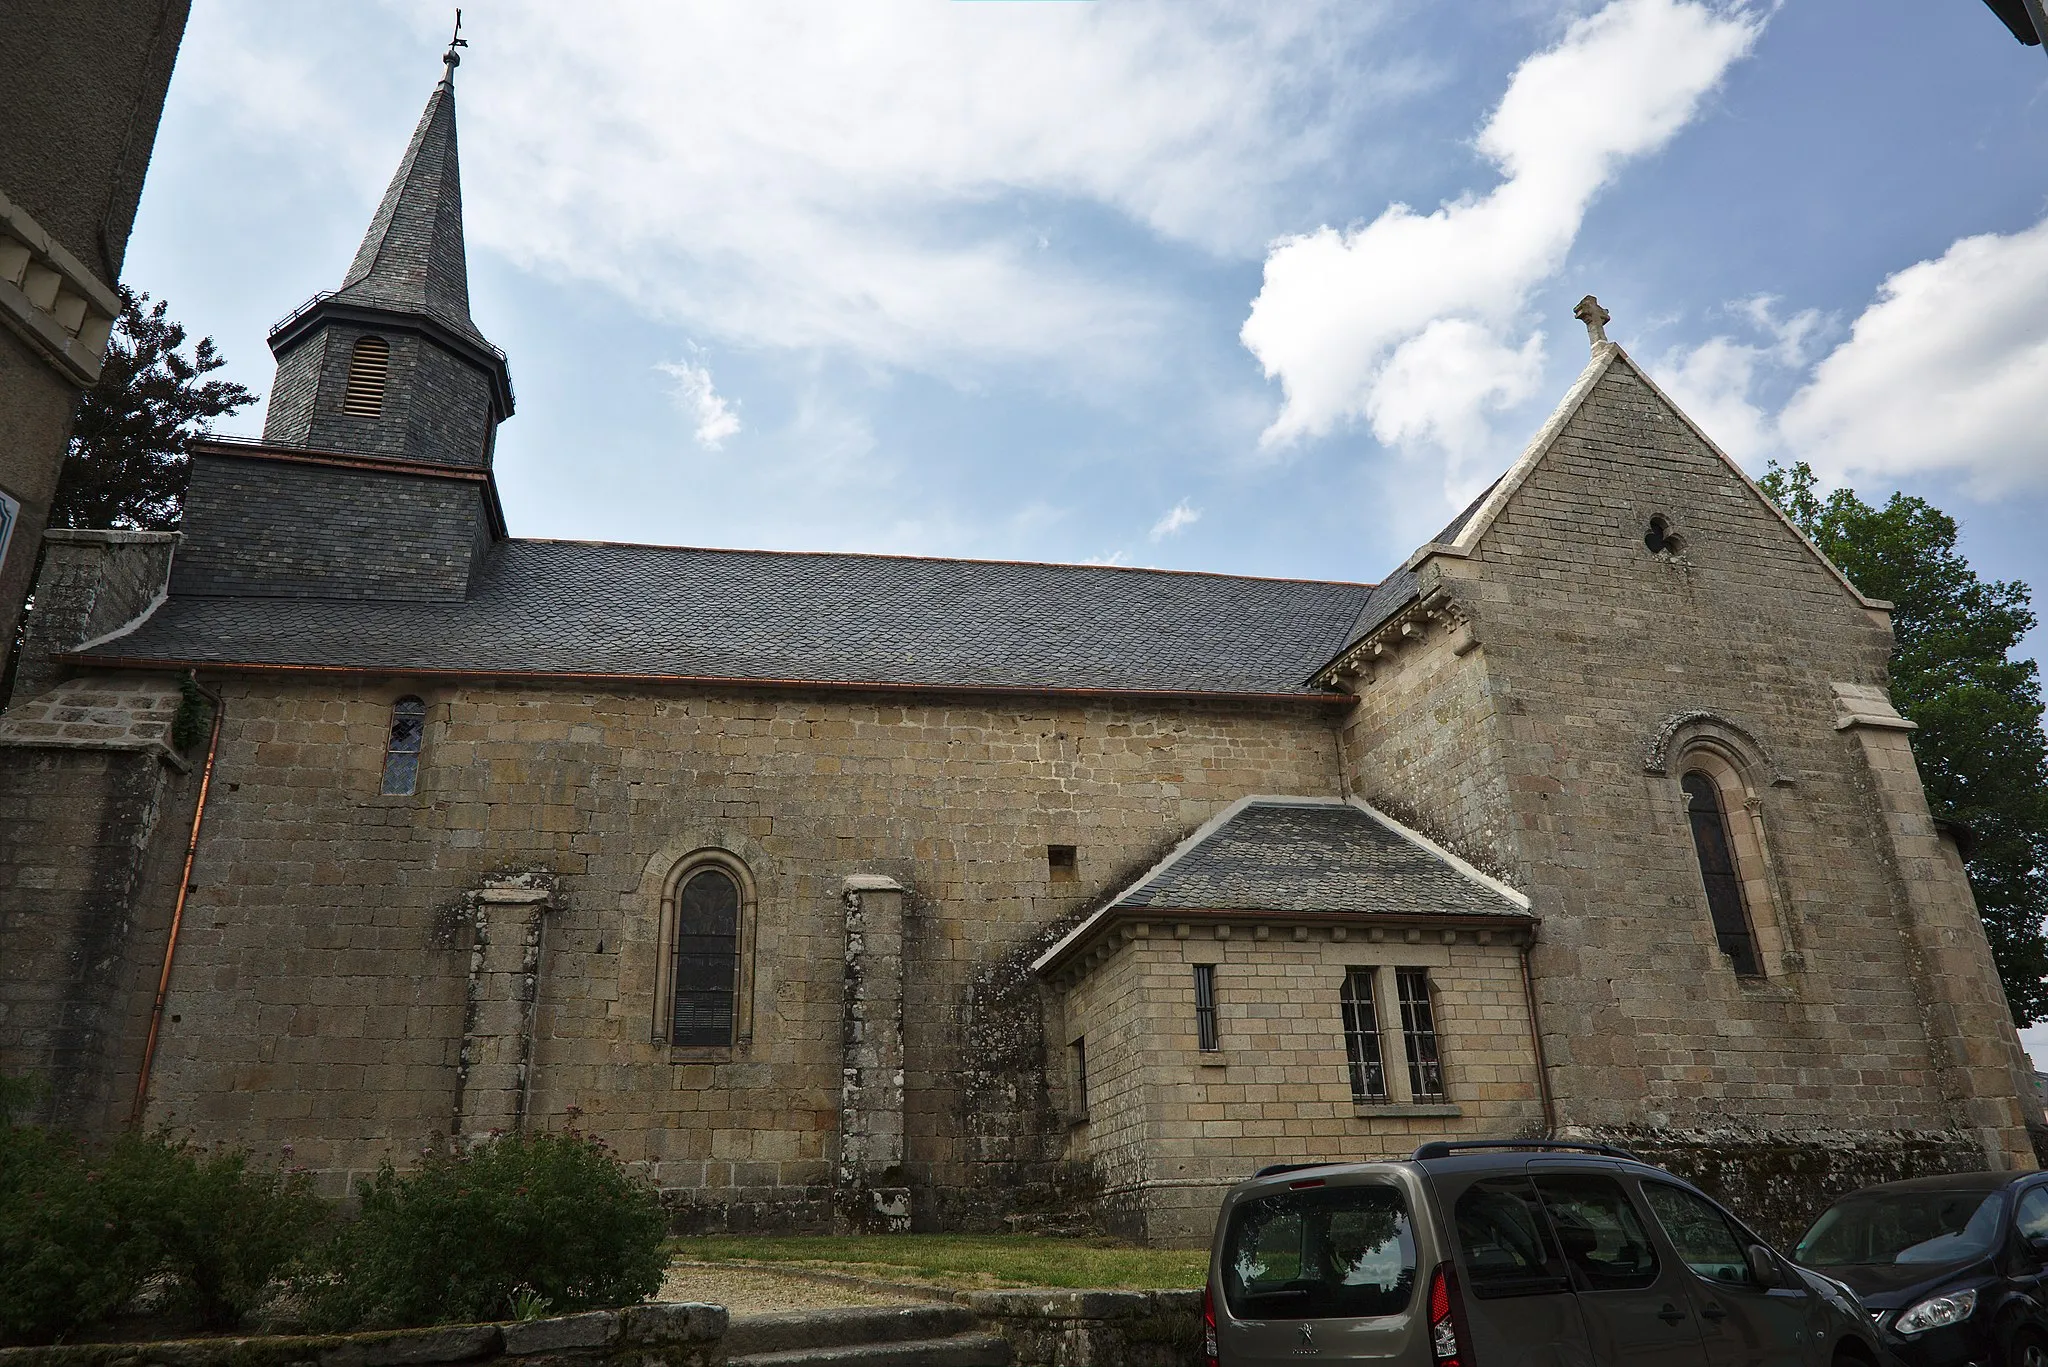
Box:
[1253,1161,1335,1179]
[1411,1139,1644,1162]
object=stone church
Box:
[1,55,2037,1245]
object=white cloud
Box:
[433,1,1409,382]
[1240,0,1762,487]
[655,359,741,449]
[1149,500,1202,541]
[1777,217,2048,496]
[1649,296,1819,464]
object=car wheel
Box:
[2009,1329,2048,1367]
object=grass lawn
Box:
[665,1234,1208,1291]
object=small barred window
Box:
[343,336,391,416]
[1193,964,1219,1052]
[1395,967,1447,1102]
[1341,967,1389,1103]
[380,696,425,796]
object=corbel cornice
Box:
[0,188,122,387]
[1314,586,1479,693]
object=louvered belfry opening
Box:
[342,336,392,416]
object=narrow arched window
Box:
[1682,770,1760,975]
[343,336,391,416]
[380,696,425,796]
[671,868,741,1046]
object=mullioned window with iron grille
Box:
[1341,967,1389,1103]
[1396,966,1446,1102]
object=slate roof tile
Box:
[1113,799,1525,917]
[83,539,1374,696]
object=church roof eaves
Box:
[68,538,1375,698]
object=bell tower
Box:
[260,28,513,467]
[169,30,513,605]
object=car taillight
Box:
[1428,1261,1471,1367]
[1202,1278,1219,1367]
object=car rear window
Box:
[1222,1183,1417,1321]
[1795,1188,2004,1268]
[1454,1176,1571,1298]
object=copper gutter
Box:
[1520,937,1558,1135]
[129,679,224,1126]
[59,655,1358,708]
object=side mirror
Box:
[1745,1244,1785,1288]
[2026,1233,2048,1261]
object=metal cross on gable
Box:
[444,9,468,73]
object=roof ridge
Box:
[502,536,1377,589]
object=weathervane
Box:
[443,9,468,77]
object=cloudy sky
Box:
[132,3,2048,1036]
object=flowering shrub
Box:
[303,1127,666,1331]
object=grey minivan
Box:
[1204,1140,1894,1367]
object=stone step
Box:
[730,1332,1010,1367]
[724,1304,979,1357]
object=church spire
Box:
[330,40,482,347]
[262,29,512,468]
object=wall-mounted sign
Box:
[0,486,19,575]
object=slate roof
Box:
[329,69,488,349]
[81,540,1374,696]
[1032,797,1529,977]
[1112,799,1527,917]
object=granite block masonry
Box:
[0,12,2031,1252]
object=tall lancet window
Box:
[343,336,391,416]
[380,696,426,795]
[1682,770,1761,976]
[670,868,742,1047]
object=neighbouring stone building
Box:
[1,51,2037,1247]
[0,1,191,655]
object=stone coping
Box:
[0,1303,727,1367]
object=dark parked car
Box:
[1795,1170,2048,1367]
[1206,1138,1893,1366]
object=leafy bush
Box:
[0,1118,327,1344]
[128,1140,330,1328]
[0,1124,159,1344]
[304,1129,666,1331]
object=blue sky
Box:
[130,3,2048,1041]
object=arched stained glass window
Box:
[380,696,426,796]
[671,868,741,1047]
[343,336,391,416]
[1682,770,1760,976]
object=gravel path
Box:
[657,1261,940,1316]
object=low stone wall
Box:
[1585,1126,1990,1246]
[0,1304,727,1367]
[965,1290,1201,1367]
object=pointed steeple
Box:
[329,61,485,347]
[262,41,512,468]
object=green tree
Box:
[47,287,257,530]
[1761,460,2048,1025]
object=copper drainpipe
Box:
[130,678,224,1126]
[1519,934,1558,1136]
